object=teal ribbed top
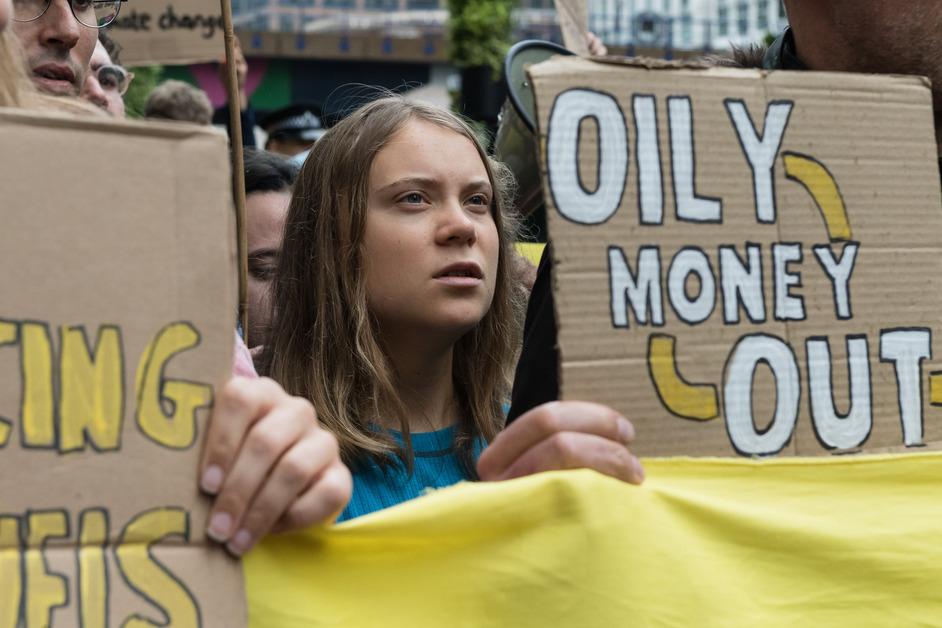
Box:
[337,425,484,522]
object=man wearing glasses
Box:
[81,31,131,116]
[11,0,121,96]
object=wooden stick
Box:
[220,0,249,343]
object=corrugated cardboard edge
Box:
[0,106,228,139]
[535,54,935,88]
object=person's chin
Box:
[431,304,488,336]
[33,75,78,96]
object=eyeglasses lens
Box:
[98,66,130,95]
[12,0,49,22]
[89,0,120,27]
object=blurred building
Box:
[164,0,788,122]
[589,0,788,53]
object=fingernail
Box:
[207,511,232,542]
[226,529,253,556]
[617,418,635,444]
[200,465,224,495]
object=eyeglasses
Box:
[13,0,127,28]
[94,63,133,95]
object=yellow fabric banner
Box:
[245,453,942,627]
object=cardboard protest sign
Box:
[108,0,223,66]
[529,57,942,457]
[554,0,589,56]
[0,109,244,626]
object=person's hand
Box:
[199,376,352,556]
[219,37,249,109]
[586,31,608,56]
[477,401,644,484]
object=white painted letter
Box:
[725,99,793,223]
[880,328,931,447]
[719,244,766,324]
[547,89,627,224]
[633,95,663,225]
[724,334,799,455]
[807,336,872,450]
[813,243,859,320]
[609,246,664,328]
[773,243,805,321]
[668,96,722,222]
[667,248,716,324]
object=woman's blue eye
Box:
[402,193,423,203]
[467,194,489,207]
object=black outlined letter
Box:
[880,328,931,447]
[807,335,872,450]
[547,89,627,224]
[608,246,664,328]
[668,96,722,222]
[724,99,793,223]
[813,243,859,320]
[723,333,799,455]
[719,243,766,324]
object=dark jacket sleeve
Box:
[213,104,257,148]
[507,245,559,423]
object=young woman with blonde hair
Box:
[262,96,644,521]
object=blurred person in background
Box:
[260,102,326,157]
[80,30,130,117]
[213,35,257,147]
[774,0,942,157]
[144,78,213,125]
[243,148,297,353]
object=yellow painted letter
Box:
[115,508,199,628]
[0,320,17,447]
[60,326,125,453]
[0,516,22,628]
[648,334,719,421]
[78,509,108,628]
[21,323,56,448]
[24,510,68,628]
[134,322,211,449]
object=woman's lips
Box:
[434,261,484,287]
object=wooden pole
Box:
[220,0,249,343]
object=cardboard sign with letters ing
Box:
[530,56,942,457]
[109,0,223,66]
[0,109,244,626]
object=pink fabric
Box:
[233,331,259,378]
[191,60,269,109]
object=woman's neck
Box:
[380,332,460,433]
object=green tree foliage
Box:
[446,0,514,78]
[123,65,163,119]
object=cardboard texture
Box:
[0,109,244,625]
[554,0,589,56]
[529,56,942,457]
[108,0,224,66]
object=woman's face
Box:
[362,119,500,341]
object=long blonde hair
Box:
[0,30,30,107]
[262,96,524,475]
